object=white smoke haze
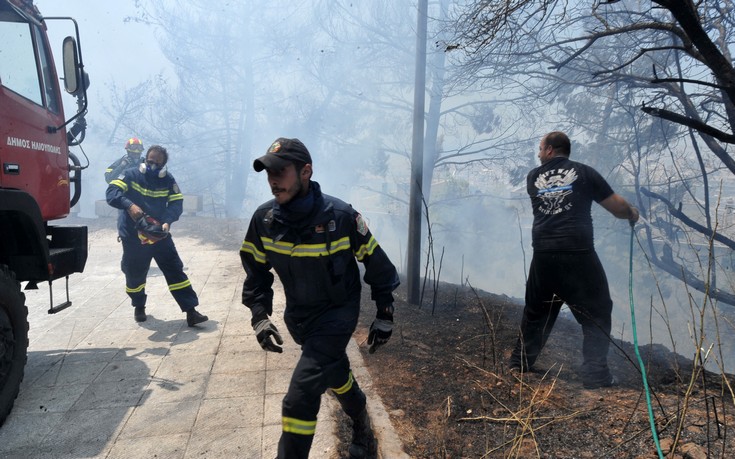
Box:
[35,1,735,371]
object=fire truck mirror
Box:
[62,36,81,95]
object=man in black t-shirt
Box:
[509,131,639,389]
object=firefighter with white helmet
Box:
[106,144,208,327]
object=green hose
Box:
[628,225,664,459]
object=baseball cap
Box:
[253,138,312,172]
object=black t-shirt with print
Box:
[527,156,614,252]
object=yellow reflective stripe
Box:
[130,181,170,198]
[169,279,191,291]
[261,236,351,257]
[331,371,354,395]
[110,179,128,192]
[282,416,317,435]
[138,233,156,245]
[354,236,378,261]
[168,193,184,202]
[105,168,113,173]
[126,283,145,293]
[241,240,267,264]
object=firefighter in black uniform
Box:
[240,138,399,459]
[106,144,208,326]
[104,137,145,184]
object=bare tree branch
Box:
[640,104,735,144]
[640,187,735,250]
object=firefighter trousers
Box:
[277,332,366,459]
[120,236,198,311]
[510,250,613,386]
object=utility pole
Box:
[406,0,428,305]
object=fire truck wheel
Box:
[0,265,28,427]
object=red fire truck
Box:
[0,0,89,425]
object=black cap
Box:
[253,138,312,172]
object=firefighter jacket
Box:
[106,167,184,241]
[240,181,399,331]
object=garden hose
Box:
[628,223,664,459]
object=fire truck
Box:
[0,0,89,425]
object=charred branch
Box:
[640,186,735,250]
[640,104,735,144]
[648,246,735,307]
[653,0,735,105]
[593,47,689,77]
[651,65,728,90]
[549,22,691,71]
[651,77,731,92]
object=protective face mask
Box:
[144,163,167,178]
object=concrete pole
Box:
[406,0,428,305]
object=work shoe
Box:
[186,308,208,327]
[583,375,618,390]
[348,408,377,459]
[134,306,147,323]
[508,360,532,374]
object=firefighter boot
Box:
[186,308,208,327]
[348,408,377,459]
[134,306,147,322]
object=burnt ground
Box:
[79,216,735,458]
[343,282,735,459]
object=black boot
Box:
[186,308,208,326]
[134,306,147,323]
[348,408,377,459]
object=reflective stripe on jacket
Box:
[240,181,399,324]
[106,167,184,240]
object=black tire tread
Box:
[0,264,29,427]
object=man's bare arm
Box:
[599,193,639,223]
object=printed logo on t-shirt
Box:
[535,168,578,215]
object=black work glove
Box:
[253,318,283,353]
[368,304,394,354]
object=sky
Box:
[35,2,168,122]
[33,2,171,218]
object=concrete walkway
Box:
[0,219,407,458]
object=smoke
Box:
[39,1,735,373]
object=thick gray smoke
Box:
[36,1,735,372]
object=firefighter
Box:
[106,145,208,327]
[240,138,399,459]
[104,137,145,184]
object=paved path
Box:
[0,219,407,458]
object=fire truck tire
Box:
[0,265,28,427]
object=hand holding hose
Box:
[628,206,640,227]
